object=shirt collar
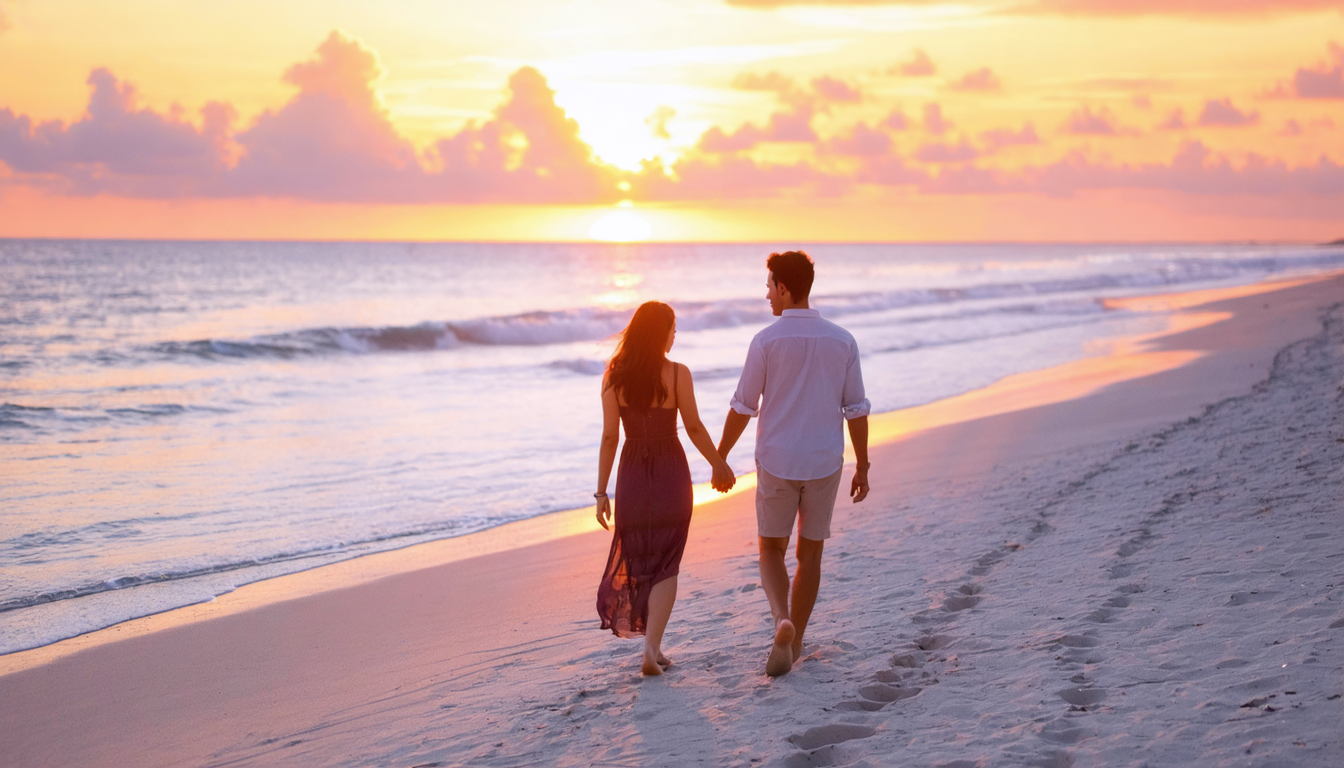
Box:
[781,308,820,318]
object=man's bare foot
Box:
[641,654,665,676]
[765,620,796,677]
[790,639,804,665]
[657,654,672,669]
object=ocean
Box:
[3,239,1342,655]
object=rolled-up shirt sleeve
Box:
[729,337,766,417]
[840,340,871,420]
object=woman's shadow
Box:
[631,673,723,765]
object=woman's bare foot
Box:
[765,620,795,677]
[657,654,672,668]
[641,654,665,676]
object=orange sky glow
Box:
[0,0,1341,242]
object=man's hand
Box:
[850,465,869,503]
[595,497,612,529]
[711,462,736,493]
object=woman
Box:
[595,301,734,676]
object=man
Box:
[718,250,870,677]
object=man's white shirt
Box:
[730,308,870,481]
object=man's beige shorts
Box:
[755,462,844,540]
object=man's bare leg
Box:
[759,536,796,676]
[789,537,825,662]
[642,575,677,676]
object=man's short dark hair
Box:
[766,250,815,302]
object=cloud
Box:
[892,49,936,77]
[881,108,909,131]
[1291,42,1344,98]
[1158,109,1186,131]
[646,106,676,139]
[949,68,1002,92]
[1027,140,1344,197]
[0,68,233,196]
[923,103,953,135]
[914,140,979,163]
[697,107,818,152]
[633,152,835,200]
[0,31,622,204]
[727,0,1344,16]
[227,31,424,202]
[1064,106,1123,135]
[1196,98,1259,127]
[980,123,1039,151]
[825,121,892,156]
[812,76,863,103]
[428,65,621,202]
[732,70,862,110]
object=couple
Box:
[594,250,871,677]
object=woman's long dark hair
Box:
[606,301,675,410]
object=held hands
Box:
[595,496,612,530]
[711,461,736,493]
[850,465,870,503]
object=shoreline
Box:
[1,272,1341,767]
[0,272,1335,678]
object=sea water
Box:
[3,239,1342,654]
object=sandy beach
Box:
[1,273,1341,768]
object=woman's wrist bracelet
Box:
[594,492,608,498]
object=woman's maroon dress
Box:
[596,389,693,638]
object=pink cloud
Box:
[949,68,1003,92]
[980,123,1039,151]
[1027,140,1344,197]
[228,32,425,201]
[881,108,909,131]
[1293,43,1344,98]
[0,68,233,196]
[430,66,621,202]
[914,140,979,163]
[825,122,892,156]
[0,31,623,204]
[697,107,818,153]
[633,152,835,200]
[1064,106,1123,135]
[1196,98,1259,127]
[1158,109,1186,131]
[812,76,863,103]
[892,49,937,77]
[923,103,954,135]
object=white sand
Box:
[1,276,1341,768]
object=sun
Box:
[588,210,652,242]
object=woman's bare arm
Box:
[675,364,735,492]
[596,373,621,529]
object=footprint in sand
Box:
[1107,563,1135,579]
[1037,717,1096,745]
[858,683,923,704]
[788,724,876,751]
[890,652,924,668]
[943,583,983,612]
[1057,687,1107,707]
[916,634,954,651]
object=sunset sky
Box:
[1,0,1341,241]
